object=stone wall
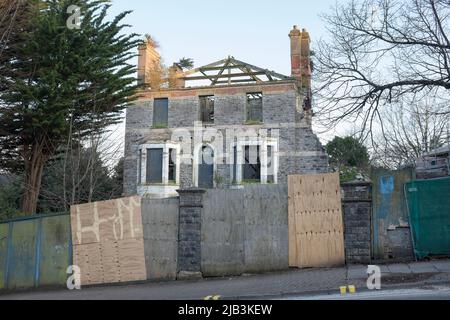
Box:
[341,182,372,264]
[139,181,385,281]
[177,189,204,279]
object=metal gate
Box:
[372,168,414,260]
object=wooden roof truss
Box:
[182,56,292,86]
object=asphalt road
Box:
[2,260,450,300]
[286,285,450,300]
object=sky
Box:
[103,0,343,160]
[106,0,337,76]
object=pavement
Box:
[1,260,450,300]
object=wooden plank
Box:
[101,241,121,284]
[70,196,146,286]
[183,71,267,81]
[214,79,262,84]
[118,239,147,282]
[79,243,103,285]
[288,173,345,268]
[71,196,142,245]
[183,58,229,76]
[200,64,247,71]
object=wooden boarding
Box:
[288,173,345,268]
[70,196,143,245]
[70,196,147,286]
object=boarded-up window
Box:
[153,98,168,127]
[168,148,176,183]
[243,145,261,182]
[146,148,163,183]
[199,96,214,123]
[246,93,263,123]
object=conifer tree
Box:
[0,0,140,214]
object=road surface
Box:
[286,285,450,300]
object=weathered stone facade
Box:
[124,82,329,197]
[124,26,328,198]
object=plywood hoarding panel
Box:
[70,197,146,286]
[288,173,345,268]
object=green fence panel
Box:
[0,223,9,290]
[0,214,71,291]
[406,177,450,259]
[38,215,71,286]
[7,219,39,289]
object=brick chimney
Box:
[300,28,311,92]
[289,25,302,81]
[137,38,162,87]
[168,63,185,89]
[289,26,312,110]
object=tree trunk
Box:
[21,145,46,214]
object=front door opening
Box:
[198,145,214,188]
[243,145,261,183]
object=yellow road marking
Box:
[203,295,221,300]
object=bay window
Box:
[137,143,180,186]
[232,138,278,184]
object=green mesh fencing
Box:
[405,177,450,259]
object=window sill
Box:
[244,121,264,125]
[151,125,168,129]
[233,181,277,186]
[241,179,262,185]
[140,183,179,187]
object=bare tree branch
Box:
[371,92,449,169]
[314,0,450,134]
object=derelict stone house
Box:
[124,26,329,198]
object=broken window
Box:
[139,144,180,186]
[246,93,263,123]
[232,146,237,184]
[198,146,214,188]
[267,145,274,183]
[243,145,261,182]
[199,96,215,123]
[153,98,168,127]
[138,149,142,184]
[168,148,176,183]
[146,148,163,183]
